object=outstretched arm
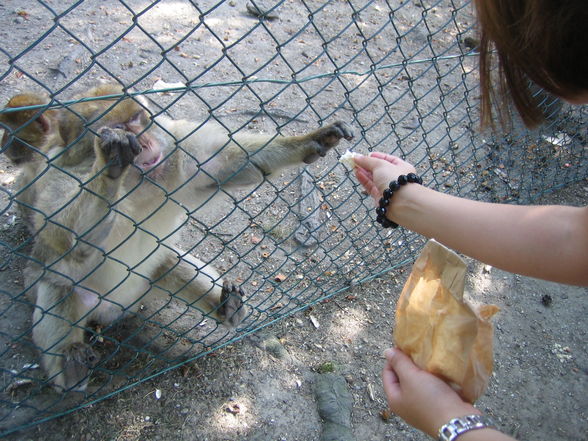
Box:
[354,153,588,286]
[163,119,353,190]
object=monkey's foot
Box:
[303,121,354,164]
[219,281,246,328]
[97,127,142,179]
[54,342,99,392]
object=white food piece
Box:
[339,149,359,168]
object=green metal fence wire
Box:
[0,0,586,435]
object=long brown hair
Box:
[474,0,588,128]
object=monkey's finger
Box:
[98,127,118,146]
[332,121,354,141]
[126,133,142,156]
[107,164,124,179]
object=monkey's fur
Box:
[0,84,353,391]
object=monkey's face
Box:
[113,109,164,172]
[0,93,53,164]
[101,104,166,175]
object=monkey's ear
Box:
[1,94,55,163]
[0,93,52,133]
[35,113,51,134]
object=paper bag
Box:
[393,239,499,403]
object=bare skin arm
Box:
[354,153,588,286]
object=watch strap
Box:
[438,414,497,441]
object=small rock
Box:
[314,373,355,441]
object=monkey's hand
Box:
[97,127,142,179]
[218,281,247,328]
[302,121,354,164]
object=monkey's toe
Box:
[58,342,99,392]
[219,281,247,328]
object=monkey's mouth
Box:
[136,150,163,170]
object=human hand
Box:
[353,153,416,203]
[382,348,479,438]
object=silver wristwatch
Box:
[438,414,497,441]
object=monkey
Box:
[1,93,64,232]
[1,85,138,227]
[1,84,354,392]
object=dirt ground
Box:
[0,0,587,440]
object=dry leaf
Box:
[380,409,392,421]
[270,302,284,311]
[181,365,191,377]
[309,314,320,329]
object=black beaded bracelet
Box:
[375,173,423,228]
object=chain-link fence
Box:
[0,0,586,435]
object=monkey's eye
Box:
[129,111,144,124]
[112,123,126,130]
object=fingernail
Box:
[384,348,396,358]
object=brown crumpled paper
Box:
[393,239,500,403]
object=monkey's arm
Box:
[161,119,353,190]
[33,128,141,280]
[233,122,353,184]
